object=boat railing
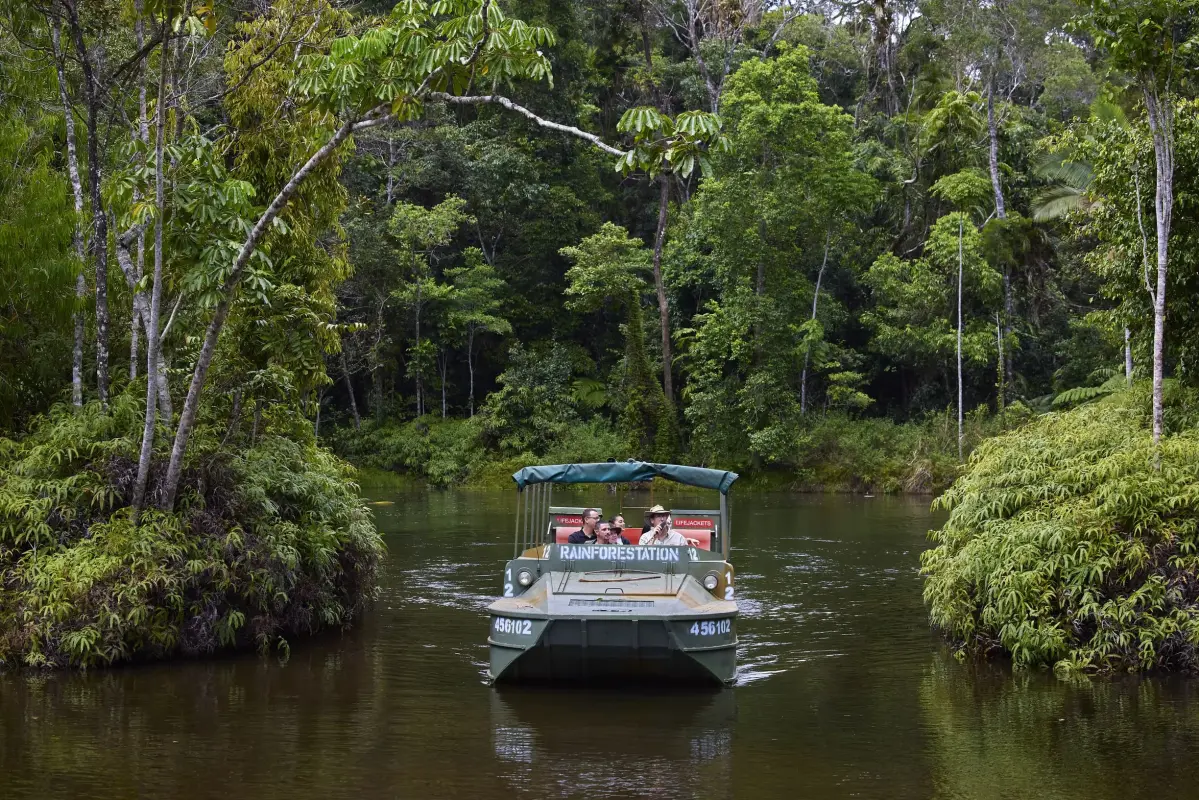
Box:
[513,483,555,555]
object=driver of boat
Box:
[638,505,695,546]
[567,508,602,544]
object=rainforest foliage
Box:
[0,397,382,668]
[0,0,1180,480]
[6,0,1199,669]
[923,390,1199,673]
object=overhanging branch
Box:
[427,92,625,157]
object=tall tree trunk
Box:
[314,388,324,437]
[131,0,149,381]
[987,81,1007,220]
[160,113,363,510]
[414,277,423,417]
[1002,271,1013,392]
[682,0,720,113]
[129,305,140,381]
[988,79,1014,400]
[1144,87,1174,449]
[801,228,832,415]
[340,347,360,429]
[872,0,898,115]
[440,351,447,418]
[115,239,174,418]
[156,353,172,422]
[957,216,964,461]
[1125,327,1133,386]
[133,18,171,516]
[467,326,476,417]
[385,135,395,204]
[65,9,110,407]
[996,312,1004,424]
[51,21,87,408]
[651,177,673,403]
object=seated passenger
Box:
[639,506,693,546]
[609,514,627,541]
[566,508,601,544]
[595,520,630,545]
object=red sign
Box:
[673,517,714,529]
[554,515,583,526]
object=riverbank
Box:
[0,397,383,670]
[328,406,1027,495]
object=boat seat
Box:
[548,512,717,549]
[551,514,584,545]
[551,527,634,545]
[551,526,713,550]
[671,515,716,551]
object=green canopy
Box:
[511,461,739,494]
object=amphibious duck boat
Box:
[487,462,739,686]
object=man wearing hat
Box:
[638,505,692,546]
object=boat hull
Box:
[489,615,737,686]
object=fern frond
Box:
[1052,384,1115,407]
[571,378,608,410]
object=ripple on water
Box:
[390,559,496,611]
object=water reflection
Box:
[920,655,1199,800]
[490,688,734,799]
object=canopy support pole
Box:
[513,487,522,555]
[720,493,730,561]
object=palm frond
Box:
[1032,153,1094,189]
[1032,185,1089,221]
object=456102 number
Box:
[494,617,532,635]
[688,619,732,636]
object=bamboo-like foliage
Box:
[0,397,383,669]
[922,389,1199,672]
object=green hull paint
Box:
[489,616,737,685]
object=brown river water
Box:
[3,488,1198,799]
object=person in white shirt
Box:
[638,506,696,546]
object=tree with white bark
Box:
[445,251,511,418]
[1083,0,1196,451]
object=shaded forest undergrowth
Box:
[328,405,1027,494]
[0,395,383,670]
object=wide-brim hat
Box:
[647,504,668,515]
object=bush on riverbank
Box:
[0,396,382,669]
[921,389,1199,673]
[327,415,626,488]
[771,406,1026,493]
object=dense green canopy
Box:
[512,461,738,494]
